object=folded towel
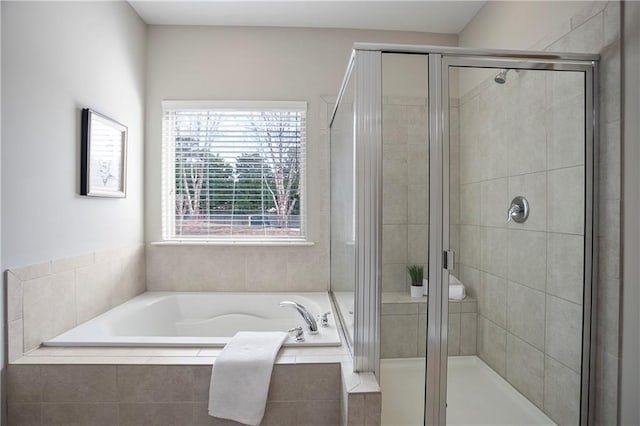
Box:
[209,331,287,426]
[449,275,466,300]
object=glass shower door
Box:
[436,57,596,426]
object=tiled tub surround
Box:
[6,244,146,363]
[7,363,341,425]
[380,293,477,358]
[7,346,380,426]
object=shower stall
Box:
[329,44,598,425]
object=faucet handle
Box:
[288,326,305,342]
[320,312,331,327]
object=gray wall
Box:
[620,1,640,424]
[1,2,147,269]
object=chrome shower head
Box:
[494,69,509,84]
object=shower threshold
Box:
[380,356,555,426]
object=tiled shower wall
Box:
[381,96,429,293]
[381,98,462,291]
[457,67,585,425]
[454,2,621,424]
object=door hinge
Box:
[443,250,455,270]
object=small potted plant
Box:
[407,265,424,298]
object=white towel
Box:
[449,275,466,300]
[208,331,287,426]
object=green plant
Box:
[407,265,424,286]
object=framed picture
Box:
[80,108,127,197]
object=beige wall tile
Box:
[478,272,507,327]
[23,271,76,352]
[259,402,299,426]
[381,303,418,316]
[460,225,480,268]
[547,233,584,304]
[460,313,477,355]
[269,363,340,403]
[364,393,382,426]
[75,262,113,324]
[507,230,546,291]
[448,313,461,356]
[506,334,544,409]
[407,184,428,225]
[407,225,427,265]
[477,317,506,376]
[244,248,288,292]
[547,166,585,235]
[480,227,507,278]
[407,142,428,185]
[286,247,329,291]
[382,225,408,264]
[9,319,24,363]
[507,112,547,176]
[382,104,407,146]
[381,315,418,358]
[297,400,341,426]
[11,261,51,281]
[8,403,42,426]
[545,296,583,373]
[120,402,194,425]
[383,183,408,225]
[417,314,427,357]
[118,366,195,402]
[7,271,23,322]
[544,356,581,425]
[460,183,481,226]
[8,365,42,403]
[407,105,428,146]
[547,94,585,170]
[546,69,584,105]
[382,263,409,293]
[507,282,546,350]
[483,126,509,180]
[41,403,118,425]
[480,178,508,228]
[382,146,408,186]
[50,254,94,274]
[41,366,117,402]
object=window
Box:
[162,101,306,241]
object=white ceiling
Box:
[129,1,485,34]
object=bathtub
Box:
[45,292,341,347]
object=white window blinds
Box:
[162,101,306,241]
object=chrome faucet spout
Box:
[279,301,319,334]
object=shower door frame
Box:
[432,53,599,426]
[333,43,599,425]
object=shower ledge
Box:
[12,344,350,366]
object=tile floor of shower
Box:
[380,356,555,426]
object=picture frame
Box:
[80,108,127,198]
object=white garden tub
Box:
[45,292,341,347]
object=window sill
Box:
[150,240,315,247]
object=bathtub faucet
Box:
[279,301,319,335]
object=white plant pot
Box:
[410,285,423,298]
[423,279,429,296]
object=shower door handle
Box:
[443,250,455,270]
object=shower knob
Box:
[508,196,529,223]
